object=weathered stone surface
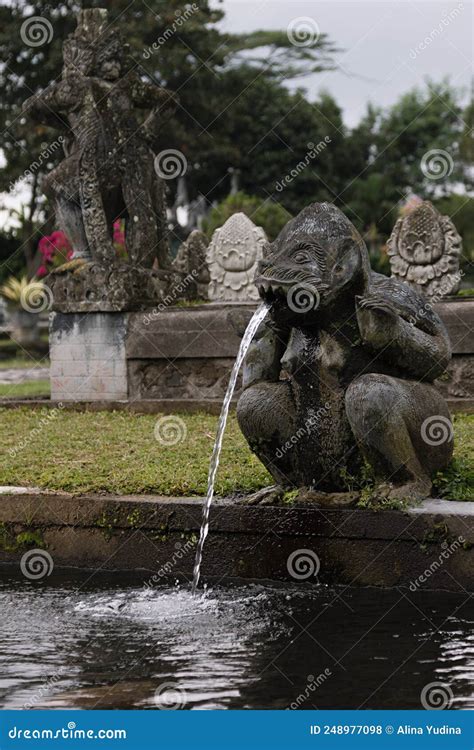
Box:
[435,355,474,400]
[435,299,474,354]
[126,304,254,359]
[237,202,455,502]
[23,8,175,312]
[47,263,172,313]
[387,201,462,298]
[128,358,240,400]
[206,213,267,302]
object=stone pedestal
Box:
[50,312,128,401]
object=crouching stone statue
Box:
[237,202,454,501]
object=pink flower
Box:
[37,265,48,277]
[113,219,126,246]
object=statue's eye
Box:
[294,251,309,263]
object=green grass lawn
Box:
[0,408,271,496]
[0,408,471,499]
[0,380,50,399]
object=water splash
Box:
[191,303,268,594]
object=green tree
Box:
[202,191,290,241]
[345,80,470,235]
[0,0,337,274]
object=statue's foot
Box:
[241,485,284,505]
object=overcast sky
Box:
[1,0,471,225]
[216,0,472,126]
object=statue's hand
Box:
[355,294,400,348]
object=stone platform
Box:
[0,491,472,592]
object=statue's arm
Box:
[356,296,451,380]
[130,76,177,111]
[23,83,66,129]
[241,322,289,389]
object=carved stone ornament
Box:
[206,213,268,302]
[387,201,462,298]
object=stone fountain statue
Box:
[23,8,176,311]
[237,202,454,501]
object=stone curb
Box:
[0,492,472,591]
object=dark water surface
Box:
[0,572,472,710]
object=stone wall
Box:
[434,300,474,403]
[126,303,254,402]
[50,313,128,401]
[49,299,473,410]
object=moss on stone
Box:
[0,523,45,553]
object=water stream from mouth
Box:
[191,303,268,594]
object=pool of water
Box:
[0,571,472,710]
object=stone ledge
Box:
[0,492,472,592]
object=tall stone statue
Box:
[23,8,176,311]
[206,213,267,302]
[237,202,454,502]
[387,201,462,298]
